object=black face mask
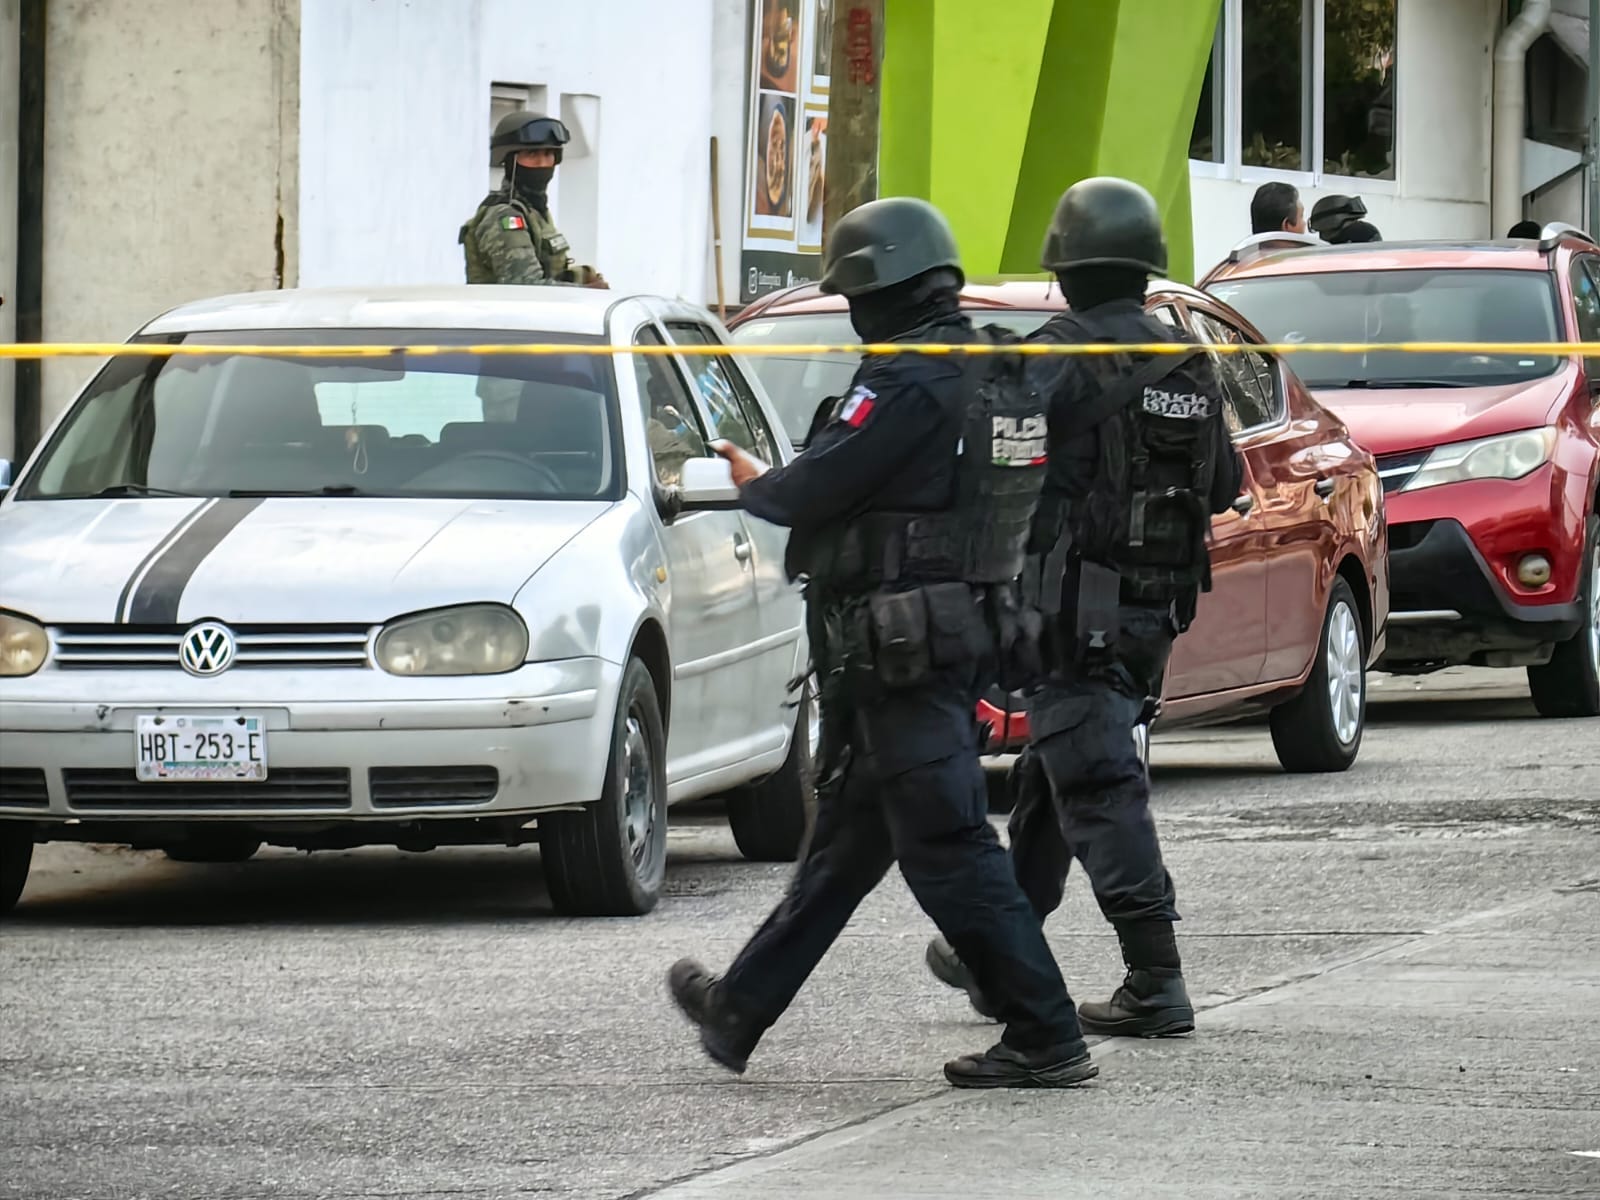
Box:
[846,269,962,341]
[510,165,555,212]
[1057,266,1146,312]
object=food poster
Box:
[742,0,832,302]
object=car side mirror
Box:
[678,456,742,511]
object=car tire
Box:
[1527,516,1600,719]
[0,827,34,917]
[1270,577,1366,773]
[541,657,668,917]
[163,835,262,864]
[727,677,817,862]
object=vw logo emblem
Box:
[179,622,237,676]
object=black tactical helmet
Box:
[1040,176,1168,275]
[818,197,964,297]
[1308,194,1367,241]
[491,111,571,167]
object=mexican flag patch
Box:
[838,386,877,427]
[500,214,527,231]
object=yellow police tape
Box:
[1,341,1598,359]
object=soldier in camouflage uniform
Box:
[460,111,607,287]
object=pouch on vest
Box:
[867,590,932,689]
[1075,559,1122,662]
[924,581,990,667]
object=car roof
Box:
[1208,239,1565,280]
[138,285,635,336]
[732,276,1211,321]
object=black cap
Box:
[1040,177,1168,275]
[818,197,964,297]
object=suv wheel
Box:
[727,677,817,862]
[1270,578,1366,773]
[541,658,668,916]
[1528,516,1600,718]
[0,826,35,917]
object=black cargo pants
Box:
[720,663,1082,1052]
[1009,604,1180,925]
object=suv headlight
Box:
[1402,428,1557,493]
[374,604,529,676]
[0,612,49,677]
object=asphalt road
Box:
[2,668,1596,1199]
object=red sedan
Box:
[728,279,1390,772]
[1203,226,1600,718]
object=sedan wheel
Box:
[0,827,34,917]
[727,676,817,862]
[1269,578,1366,773]
[1527,517,1600,718]
[541,657,668,916]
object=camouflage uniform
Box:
[459,186,601,286]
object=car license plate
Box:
[135,714,267,782]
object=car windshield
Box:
[20,328,622,501]
[729,310,1054,442]
[1208,268,1563,389]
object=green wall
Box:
[881,0,1221,283]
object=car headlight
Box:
[374,604,529,676]
[0,612,49,677]
[1402,428,1557,493]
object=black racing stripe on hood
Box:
[115,499,217,623]
[125,498,265,624]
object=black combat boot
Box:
[1078,920,1195,1038]
[943,1039,1097,1089]
[667,959,763,1074]
[925,936,1000,1020]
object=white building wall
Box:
[709,0,752,315]
[35,0,299,429]
[298,0,717,303]
[1190,0,1500,276]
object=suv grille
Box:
[0,768,49,809]
[51,625,373,671]
[63,768,352,810]
[1375,449,1431,494]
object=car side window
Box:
[1190,312,1272,434]
[1150,305,1181,327]
[665,322,779,464]
[1576,259,1600,401]
[633,326,709,488]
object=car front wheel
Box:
[1270,578,1366,773]
[1527,516,1600,718]
[541,657,668,916]
[727,677,817,862]
[0,826,35,917]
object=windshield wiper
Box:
[1329,379,1468,390]
[89,483,197,498]
[227,484,372,497]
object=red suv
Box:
[729,279,1389,773]
[1204,227,1600,718]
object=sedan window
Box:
[21,329,622,501]
[665,322,778,463]
[1209,268,1563,389]
[1189,312,1280,433]
[633,326,709,489]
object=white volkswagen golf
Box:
[0,287,813,917]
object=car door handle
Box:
[1231,493,1255,515]
[732,533,753,562]
[1314,477,1336,499]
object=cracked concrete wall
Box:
[37,0,299,429]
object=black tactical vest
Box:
[810,323,1049,594]
[1050,313,1221,605]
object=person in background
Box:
[1507,220,1542,239]
[1249,182,1306,237]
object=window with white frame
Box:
[1190,0,1395,182]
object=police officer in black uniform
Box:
[667,197,1095,1089]
[926,177,1243,1038]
